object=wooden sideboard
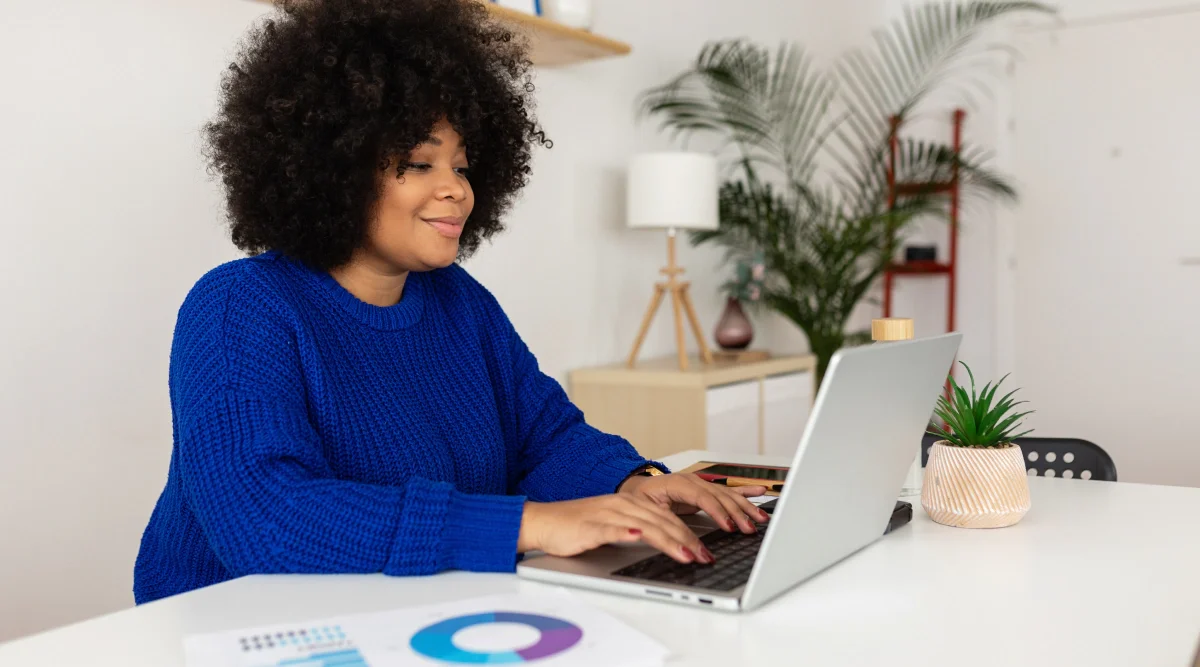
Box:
[569,354,817,460]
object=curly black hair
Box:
[203,0,551,270]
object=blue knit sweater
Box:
[133,251,657,604]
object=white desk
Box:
[3,450,1199,666]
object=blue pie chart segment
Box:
[409,611,583,664]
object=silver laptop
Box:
[518,333,962,612]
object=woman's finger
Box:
[726,486,771,524]
[609,513,705,564]
[687,480,755,533]
[626,493,694,528]
[610,498,703,554]
[731,484,769,498]
[660,476,731,530]
[681,484,737,532]
[688,477,767,533]
[597,522,646,549]
[714,488,761,533]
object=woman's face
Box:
[366,119,474,272]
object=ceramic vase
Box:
[714,297,753,350]
[922,441,1031,528]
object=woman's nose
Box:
[433,167,467,201]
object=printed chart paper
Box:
[184,592,667,666]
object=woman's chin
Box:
[419,245,460,270]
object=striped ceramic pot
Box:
[922,441,1031,528]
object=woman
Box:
[133,0,767,604]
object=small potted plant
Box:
[922,363,1034,528]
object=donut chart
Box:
[409,611,583,664]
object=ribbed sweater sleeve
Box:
[465,275,668,501]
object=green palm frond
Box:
[930,362,1034,447]
[832,2,1053,213]
[639,1,1056,387]
[834,137,1017,223]
[836,2,1056,131]
[639,40,838,200]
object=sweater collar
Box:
[272,251,426,331]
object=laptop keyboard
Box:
[612,528,766,591]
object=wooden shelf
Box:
[483,3,631,67]
[885,109,964,332]
[886,261,953,276]
[894,180,955,196]
[252,1,631,68]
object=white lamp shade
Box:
[626,152,719,231]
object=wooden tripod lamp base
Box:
[627,231,713,371]
[624,152,720,371]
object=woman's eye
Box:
[455,167,471,178]
[404,163,431,172]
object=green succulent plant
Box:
[928,362,1034,448]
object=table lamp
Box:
[625,152,719,371]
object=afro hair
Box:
[202,0,551,270]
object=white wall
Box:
[0,0,262,641]
[467,0,895,371]
[873,0,1200,485]
[0,0,889,641]
[992,2,1200,487]
[870,0,1200,393]
[995,0,1200,376]
[1042,0,1200,22]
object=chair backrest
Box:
[921,434,1117,482]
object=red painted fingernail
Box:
[702,547,716,563]
[681,546,697,562]
[629,528,642,536]
[724,519,735,531]
[758,511,769,521]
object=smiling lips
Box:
[423,216,465,239]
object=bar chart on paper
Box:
[271,648,366,667]
[224,624,366,667]
[278,650,366,667]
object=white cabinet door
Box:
[704,380,760,456]
[762,372,813,458]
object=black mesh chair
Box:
[921,433,1117,481]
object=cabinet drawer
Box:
[762,372,813,457]
[705,380,760,456]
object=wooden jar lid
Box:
[871,318,914,342]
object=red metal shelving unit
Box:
[883,108,965,335]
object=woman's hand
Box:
[618,473,769,534]
[517,496,716,564]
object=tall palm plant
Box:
[640,1,1055,384]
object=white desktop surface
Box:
[2,450,1199,666]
